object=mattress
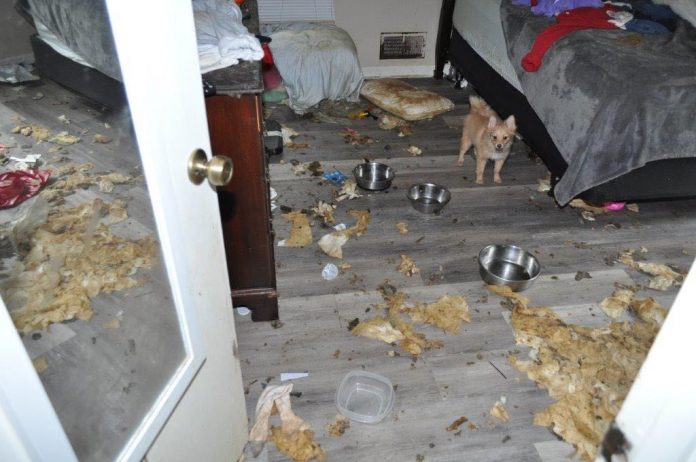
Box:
[452,0,523,92]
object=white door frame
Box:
[0,0,222,459]
[612,258,696,462]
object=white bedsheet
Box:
[452,0,523,92]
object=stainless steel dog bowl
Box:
[478,244,541,292]
[407,183,451,214]
[353,162,395,191]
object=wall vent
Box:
[379,32,426,60]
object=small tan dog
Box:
[457,96,516,184]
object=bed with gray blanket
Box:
[438,0,696,204]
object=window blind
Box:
[257,0,335,22]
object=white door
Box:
[609,258,696,462]
[0,0,247,460]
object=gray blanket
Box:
[28,0,121,81]
[500,1,696,204]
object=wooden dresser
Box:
[203,0,278,322]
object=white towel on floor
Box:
[193,0,264,73]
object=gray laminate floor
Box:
[235,79,696,461]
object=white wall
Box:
[334,0,441,77]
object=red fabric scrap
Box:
[522,6,618,72]
[0,170,50,209]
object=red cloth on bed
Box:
[522,6,618,72]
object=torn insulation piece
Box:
[407,145,422,156]
[490,398,510,422]
[600,288,634,318]
[394,319,443,355]
[32,356,48,373]
[408,295,470,334]
[336,180,362,202]
[318,209,370,258]
[93,134,112,144]
[395,222,408,235]
[327,416,350,437]
[490,286,660,461]
[351,316,405,344]
[48,132,81,146]
[344,209,370,237]
[6,199,154,333]
[617,249,684,290]
[278,211,313,247]
[629,297,667,325]
[39,163,133,204]
[352,288,451,356]
[318,232,349,259]
[568,199,606,215]
[397,254,420,277]
[311,201,336,224]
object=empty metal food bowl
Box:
[478,244,541,292]
[353,162,395,190]
[407,183,451,214]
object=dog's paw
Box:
[494,176,502,184]
[475,177,484,185]
[456,158,465,166]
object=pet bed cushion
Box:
[360,79,455,121]
[268,23,363,114]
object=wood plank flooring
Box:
[3,77,694,462]
[236,79,696,461]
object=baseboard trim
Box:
[362,65,435,78]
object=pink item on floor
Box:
[604,201,626,211]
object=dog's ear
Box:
[505,115,516,130]
[487,116,497,129]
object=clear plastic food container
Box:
[336,370,394,424]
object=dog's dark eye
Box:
[492,135,497,140]
[503,136,508,140]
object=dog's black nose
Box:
[496,144,503,149]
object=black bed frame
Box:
[31,35,127,109]
[434,0,696,203]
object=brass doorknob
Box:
[188,149,233,187]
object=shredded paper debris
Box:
[279,211,313,248]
